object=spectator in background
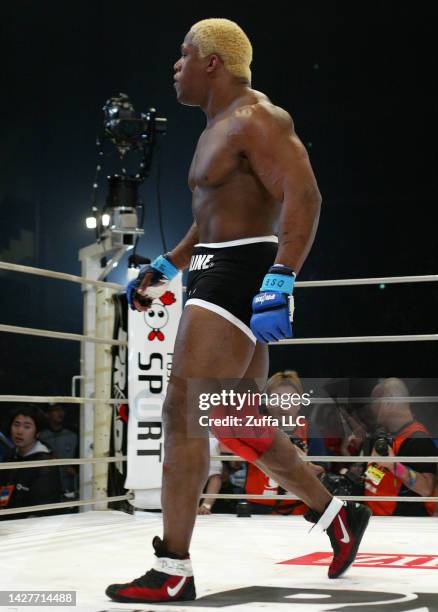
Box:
[0,406,62,518]
[40,403,78,498]
[316,405,364,472]
[245,371,324,515]
[364,378,437,516]
[305,390,370,485]
[198,438,223,514]
[198,439,245,514]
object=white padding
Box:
[315,496,344,531]
[153,556,193,577]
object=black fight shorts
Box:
[185,235,278,343]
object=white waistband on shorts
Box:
[194,235,278,248]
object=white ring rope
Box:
[1,260,437,289]
[294,274,438,288]
[0,492,435,517]
[0,456,127,470]
[2,322,436,345]
[211,455,438,463]
[278,334,438,345]
[0,261,122,290]
[0,323,127,346]
[0,494,133,517]
[0,395,127,404]
[1,394,436,406]
[203,493,438,502]
[2,454,436,470]
[308,396,438,403]
[3,453,433,470]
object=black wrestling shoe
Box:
[305,498,371,578]
[105,536,196,603]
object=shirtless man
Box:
[106,18,371,604]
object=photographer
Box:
[364,378,437,516]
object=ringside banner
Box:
[126,275,183,508]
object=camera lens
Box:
[374,437,390,456]
[236,501,251,517]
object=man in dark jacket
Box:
[40,403,78,496]
[0,406,62,518]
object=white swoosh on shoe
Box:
[338,515,350,544]
[167,576,187,598]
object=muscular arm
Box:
[168,221,199,270]
[237,104,321,273]
[394,463,435,497]
[395,437,437,497]
[374,439,436,497]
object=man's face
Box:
[369,397,384,426]
[266,384,301,422]
[369,384,391,427]
[48,406,64,426]
[11,415,37,451]
[173,35,209,106]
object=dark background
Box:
[1,1,437,398]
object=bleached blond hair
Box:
[189,18,252,83]
[266,371,304,396]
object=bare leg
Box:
[237,345,370,583]
[161,381,210,556]
[255,430,331,512]
[161,305,256,556]
[243,343,332,513]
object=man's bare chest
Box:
[188,126,244,189]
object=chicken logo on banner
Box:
[143,291,177,341]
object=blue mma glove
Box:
[250,264,296,342]
[127,254,178,310]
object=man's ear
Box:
[206,54,221,74]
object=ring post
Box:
[93,286,116,509]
